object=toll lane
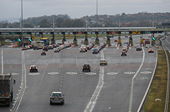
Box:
[17,47,100,112]
[92,47,157,112]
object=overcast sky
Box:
[0,0,170,20]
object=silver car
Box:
[50,92,64,105]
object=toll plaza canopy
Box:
[0,27,165,33]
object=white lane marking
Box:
[140,71,152,74]
[106,72,118,75]
[48,72,59,75]
[66,72,78,75]
[28,73,40,76]
[11,51,27,112]
[128,47,145,112]
[85,72,97,76]
[12,73,20,75]
[84,50,105,112]
[145,68,152,70]
[124,72,135,75]
[140,77,149,80]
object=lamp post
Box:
[51,15,55,44]
[20,0,24,47]
[96,0,98,27]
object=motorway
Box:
[0,34,158,112]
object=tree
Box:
[39,19,50,28]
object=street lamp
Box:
[20,0,24,47]
[96,0,98,27]
[52,15,55,31]
[51,15,55,44]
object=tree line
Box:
[0,12,170,28]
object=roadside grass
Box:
[143,50,167,112]
[167,51,170,112]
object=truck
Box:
[0,74,15,106]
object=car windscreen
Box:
[52,93,62,97]
[0,80,10,96]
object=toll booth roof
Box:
[41,38,48,40]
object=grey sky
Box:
[0,0,170,20]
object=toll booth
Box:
[40,38,49,46]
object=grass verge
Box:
[143,50,168,112]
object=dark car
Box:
[30,65,38,72]
[43,46,48,51]
[48,45,54,50]
[52,44,59,48]
[50,92,64,105]
[82,64,91,72]
[41,51,46,56]
[148,48,154,53]
[54,48,61,53]
[92,49,99,54]
[136,47,142,51]
[80,48,87,53]
[121,51,127,56]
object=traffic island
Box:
[142,49,168,112]
[73,38,78,46]
[106,38,111,47]
[95,37,100,45]
[84,38,89,45]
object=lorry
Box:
[0,74,15,106]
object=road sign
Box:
[152,37,156,40]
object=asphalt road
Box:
[0,34,157,112]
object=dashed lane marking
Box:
[28,73,40,76]
[12,73,19,75]
[84,72,97,76]
[66,72,78,75]
[124,72,135,75]
[106,72,118,75]
[145,68,152,70]
[138,76,149,80]
[108,107,112,110]
[48,72,59,75]
[140,71,152,74]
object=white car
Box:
[50,92,64,105]
[100,59,108,66]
